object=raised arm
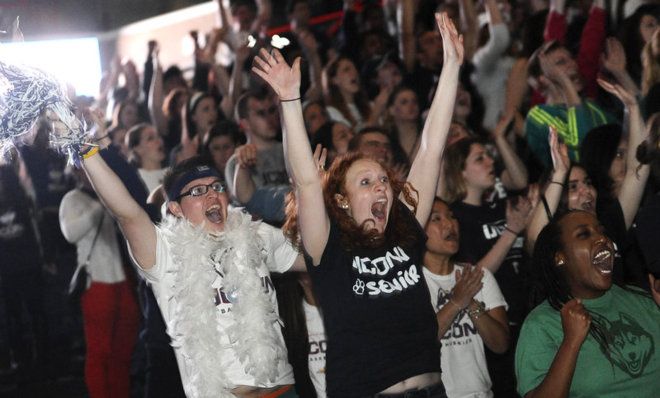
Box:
[598,79,649,229]
[82,151,156,269]
[148,46,168,137]
[494,113,528,190]
[601,38,640,97]
[525,128,569,253]
[471,0,510,69]
[294,28,323,102]
[457,0,479,62]
[477,198,531,273]
[220,43,249,120]
[398,0,417,73]
[407,12,463,226]
[252,49,329,264]
[74,114,156,269]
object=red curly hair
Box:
[283,152,420,252]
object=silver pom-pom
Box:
[0,59,88,158]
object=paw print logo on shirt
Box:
[353,279,365,295]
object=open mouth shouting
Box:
[443,229,458,243]
[371,197,388,222]
[592,244,614,276]
[205,204,225,224]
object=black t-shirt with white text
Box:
[306,201,440,397]
[450,199,529,325]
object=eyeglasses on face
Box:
[177,181,225,200]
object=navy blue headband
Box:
[167,165,222,201]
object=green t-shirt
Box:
[524,100,613,167]
[515,285,660,397]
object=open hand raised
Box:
[252,48,301,101]
[435,12,464,66]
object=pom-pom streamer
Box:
[0,59,87,160]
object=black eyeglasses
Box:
[252,106,278,118]
[177,181,226,200]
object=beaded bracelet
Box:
[467,300,486,319]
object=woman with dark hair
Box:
[199,120,241,177]
[526,80,649,283]
[309,121,354,166]
[442,135,531,397]
[170,92,219,165]
[125,123,168,194]
[184,92,219,140]
[302,100,330,137]
[253,12,462,397]
[515,210,660,397]
[618,3,659,85]
[386,85,421,161]
[423,198,509,397]
[110,99,140,132]
[322,55,376,130]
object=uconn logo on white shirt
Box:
[351,246,421,297]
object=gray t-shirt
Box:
[225,143,290,224]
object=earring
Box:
[340,201,349,210]
[557,259,565,266]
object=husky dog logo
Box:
[593,312,654,378]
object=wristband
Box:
[504,225,519,236]
[280,97,301,102]
[550,180,564,187]
[80,145,99,160]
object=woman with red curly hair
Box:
[253,12,463,398]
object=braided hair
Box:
[531,211,611,355]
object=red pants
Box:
[81,280,139,398]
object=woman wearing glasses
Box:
[71,110,306,398]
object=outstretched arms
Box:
[598,79,649,230]
[77,114,156,269]
[252,50,329,264]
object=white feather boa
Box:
[160,209,287,397]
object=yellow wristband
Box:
[82,146,99,160]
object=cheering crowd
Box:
[1,0,660,397]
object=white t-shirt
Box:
[138,168,167,195]
[136,216,297,394]
[59,189,125,284]
[303,300,327,398]
[423,265,507,398]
